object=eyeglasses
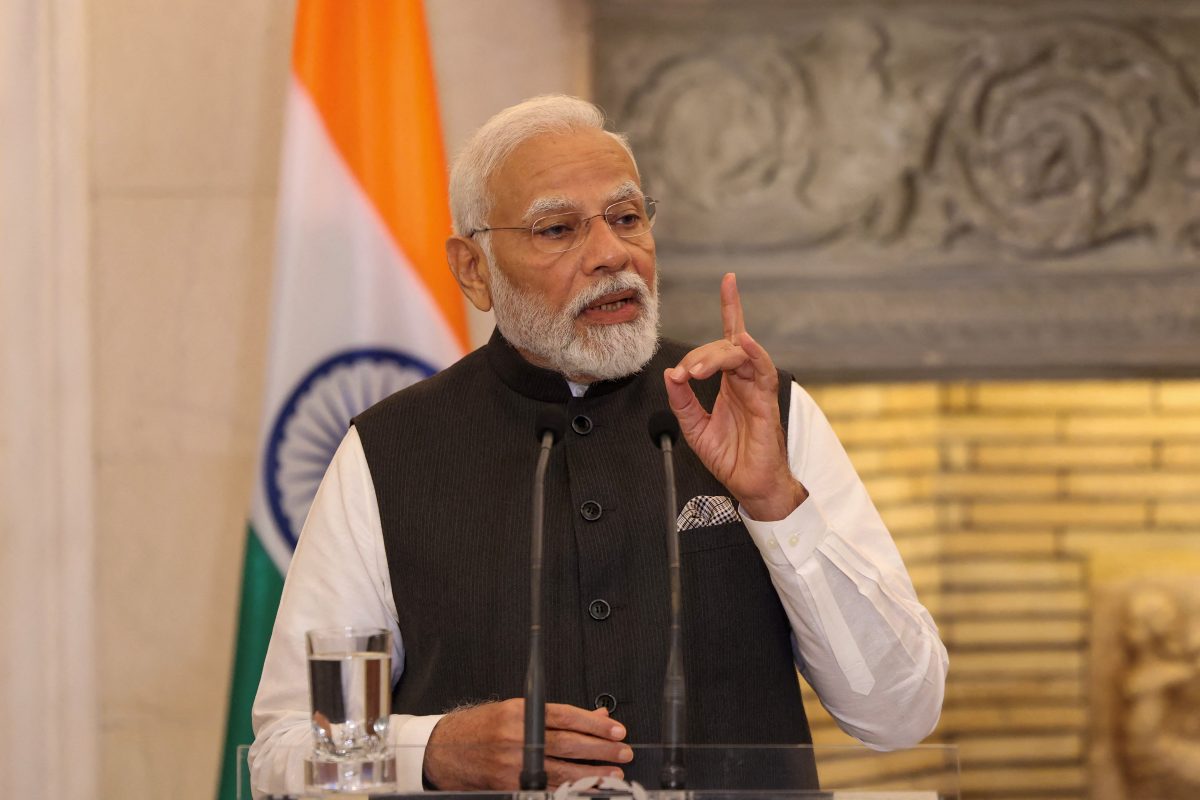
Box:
[469,196,658,254]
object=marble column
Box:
[0,0,97,797]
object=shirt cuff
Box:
[739,495,832,569]
[389,713,445,792]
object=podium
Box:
[237,744,960,799]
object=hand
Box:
[422,699,632,790]
[663,273,808,521]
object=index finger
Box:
[546,703,627,740]
[721,272,746,342]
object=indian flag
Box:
[216,2,467,796]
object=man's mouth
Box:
[589,290,635,310]
[579,289,640,322]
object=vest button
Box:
[571,415,593,435]
[580,500,602,521]
[593,693,617,714]
[588,599,611,621]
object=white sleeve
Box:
[739,382,948,750]
[248,427,444,795]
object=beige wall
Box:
[803,380,1200,799]
[3,1,589,797]
[91,1,291,792]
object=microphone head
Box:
[535,407,568,444]
[648,410,680,448]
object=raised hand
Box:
[663,273,808,521]
[422,699,632,790]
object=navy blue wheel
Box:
[264,348,436,550]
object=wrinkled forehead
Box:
[488,129,642,223]
[524,181,643,221]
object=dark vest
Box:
[354,331,816,788]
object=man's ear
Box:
[446,235,493,312]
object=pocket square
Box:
[676,495,740,531]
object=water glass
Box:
[306,627,391,763]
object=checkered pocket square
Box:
[676,495,740,531]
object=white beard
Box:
[486,256,660,382]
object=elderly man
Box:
[250,95,947,793]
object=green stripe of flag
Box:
[217,524,286,800]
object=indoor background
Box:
[2,1,1197,799]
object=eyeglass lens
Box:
[528,198,657,253]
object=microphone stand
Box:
[649,411,686,790]
[521,411,564,792]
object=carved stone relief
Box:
[592,2,1200,379]
[1092,575,1200,800]
[928,18,1200,258]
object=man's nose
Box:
[577,214,633,273]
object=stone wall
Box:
[801,379,1200,799]
[593,0,1200,380]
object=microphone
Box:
[521,408,567,791]
[648,410,686,790]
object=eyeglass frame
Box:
[467,195,658,254]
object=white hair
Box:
[448,95,639,237]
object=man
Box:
[250,95,947,793]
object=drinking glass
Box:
[305,627,394,790]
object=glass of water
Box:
[305,626,393,788]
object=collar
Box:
[483,327,648,403]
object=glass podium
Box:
[237,744,960,800]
